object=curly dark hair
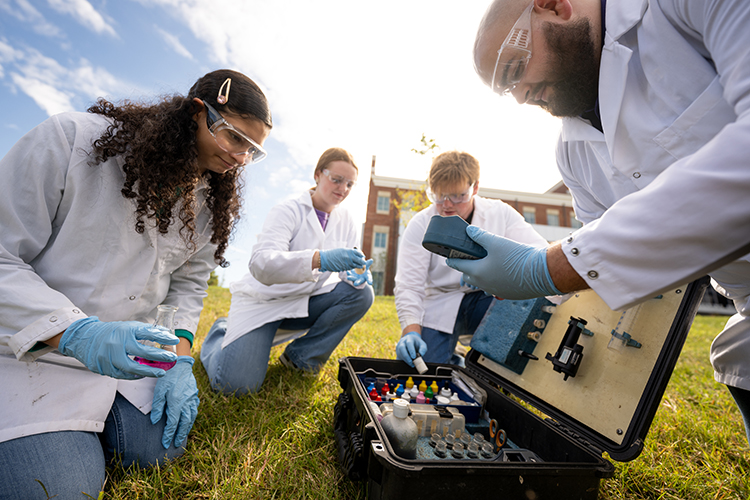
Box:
[87,69,272,267]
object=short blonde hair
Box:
[428,151,480,192]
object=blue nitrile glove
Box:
[58,316,179,379]
[395,331,428,367]
[460,276,480,291]
[319,248,367,272]
[346,259,374,286]
[446,226,562,300]
[150,356,200,449]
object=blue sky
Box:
[0,0,564,285]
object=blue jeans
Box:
[421,292,494,366]
[0,393,184,500]
[727,384,750,446]
[201,282,374,395]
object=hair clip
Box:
[216,78,232,104]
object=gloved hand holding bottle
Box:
[58,316,179,379]
[446,226,562,300]
[346,258,374,286]
[395,330,428,367]
[150,356,200,449]
[319,247,367,272]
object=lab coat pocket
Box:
[653,76,736,160]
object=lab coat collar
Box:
[597,0,644,162]
[298,190,327,241]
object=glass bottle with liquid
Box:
[134,304,178,370]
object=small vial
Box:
[430,380,439,395]
[444,433,456,449]
[467,442,480,459]
[480,442,495,459]
[395,384,404,399]
[472,433,485,445]
[459,432,472,447]
[434,440,448,458]
[401,391,411,403]
[405,377,415,390]
[135,304,178,370]
[452,442,465,459]
[440,380,452,398]
[418,380,428,392]
[429,433,442,448]
[416,391,426,404]
[413,355,428,374]
[424,386,434,402]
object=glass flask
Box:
[135,304,178,370]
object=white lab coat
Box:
[0,112,216,444]
[394,196,549,334]
[556,0,750,390]
[225,191,362,348]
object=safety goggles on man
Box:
[426,183,475,205]
[202,100,267,164]
[491,2,533,96]
[322,169,357,190]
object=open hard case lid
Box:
[464,277,710,462]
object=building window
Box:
[376,192,391,214]
[372,272,385,296]
[546,209,560,227]
[374,232,388,248]
[570,210,583,229]
[522,207,536,224]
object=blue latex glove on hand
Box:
[319,248,367,273]
[346,259,374,286]
[59,316,179,379]
[150,356,200,449]
[395,331,428,367]
[446,226,562,300]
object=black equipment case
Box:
[334,278,709,499]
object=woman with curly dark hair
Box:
[0,69,271,498]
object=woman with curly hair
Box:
[0,69,271,498]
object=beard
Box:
[537,18,600,117]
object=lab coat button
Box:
[587,270,599,279]
[49,316,58,322]
[633,172,641,179]
[72,309,80,314]
[567,236,574,243]
[129,295,136,301]
[571,247,579,256]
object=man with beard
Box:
[449,0,750,445]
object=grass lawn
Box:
[103,289,749,499]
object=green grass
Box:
[103,289,749,499]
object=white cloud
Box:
[1,41,138,116]
[10,72,73,115]
[143,0,563,197]
[155,27,194,60]
[47,0,117,37]
[0,0,63,37]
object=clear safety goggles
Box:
[203,100,267,164]
[426,183,475,205]
[490,2,533,96]
[322,169,357,190]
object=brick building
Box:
[361,156,578,296]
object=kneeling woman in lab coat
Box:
[201,147,375,395]
[0,69,272,498]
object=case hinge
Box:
[546,418,603,456]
